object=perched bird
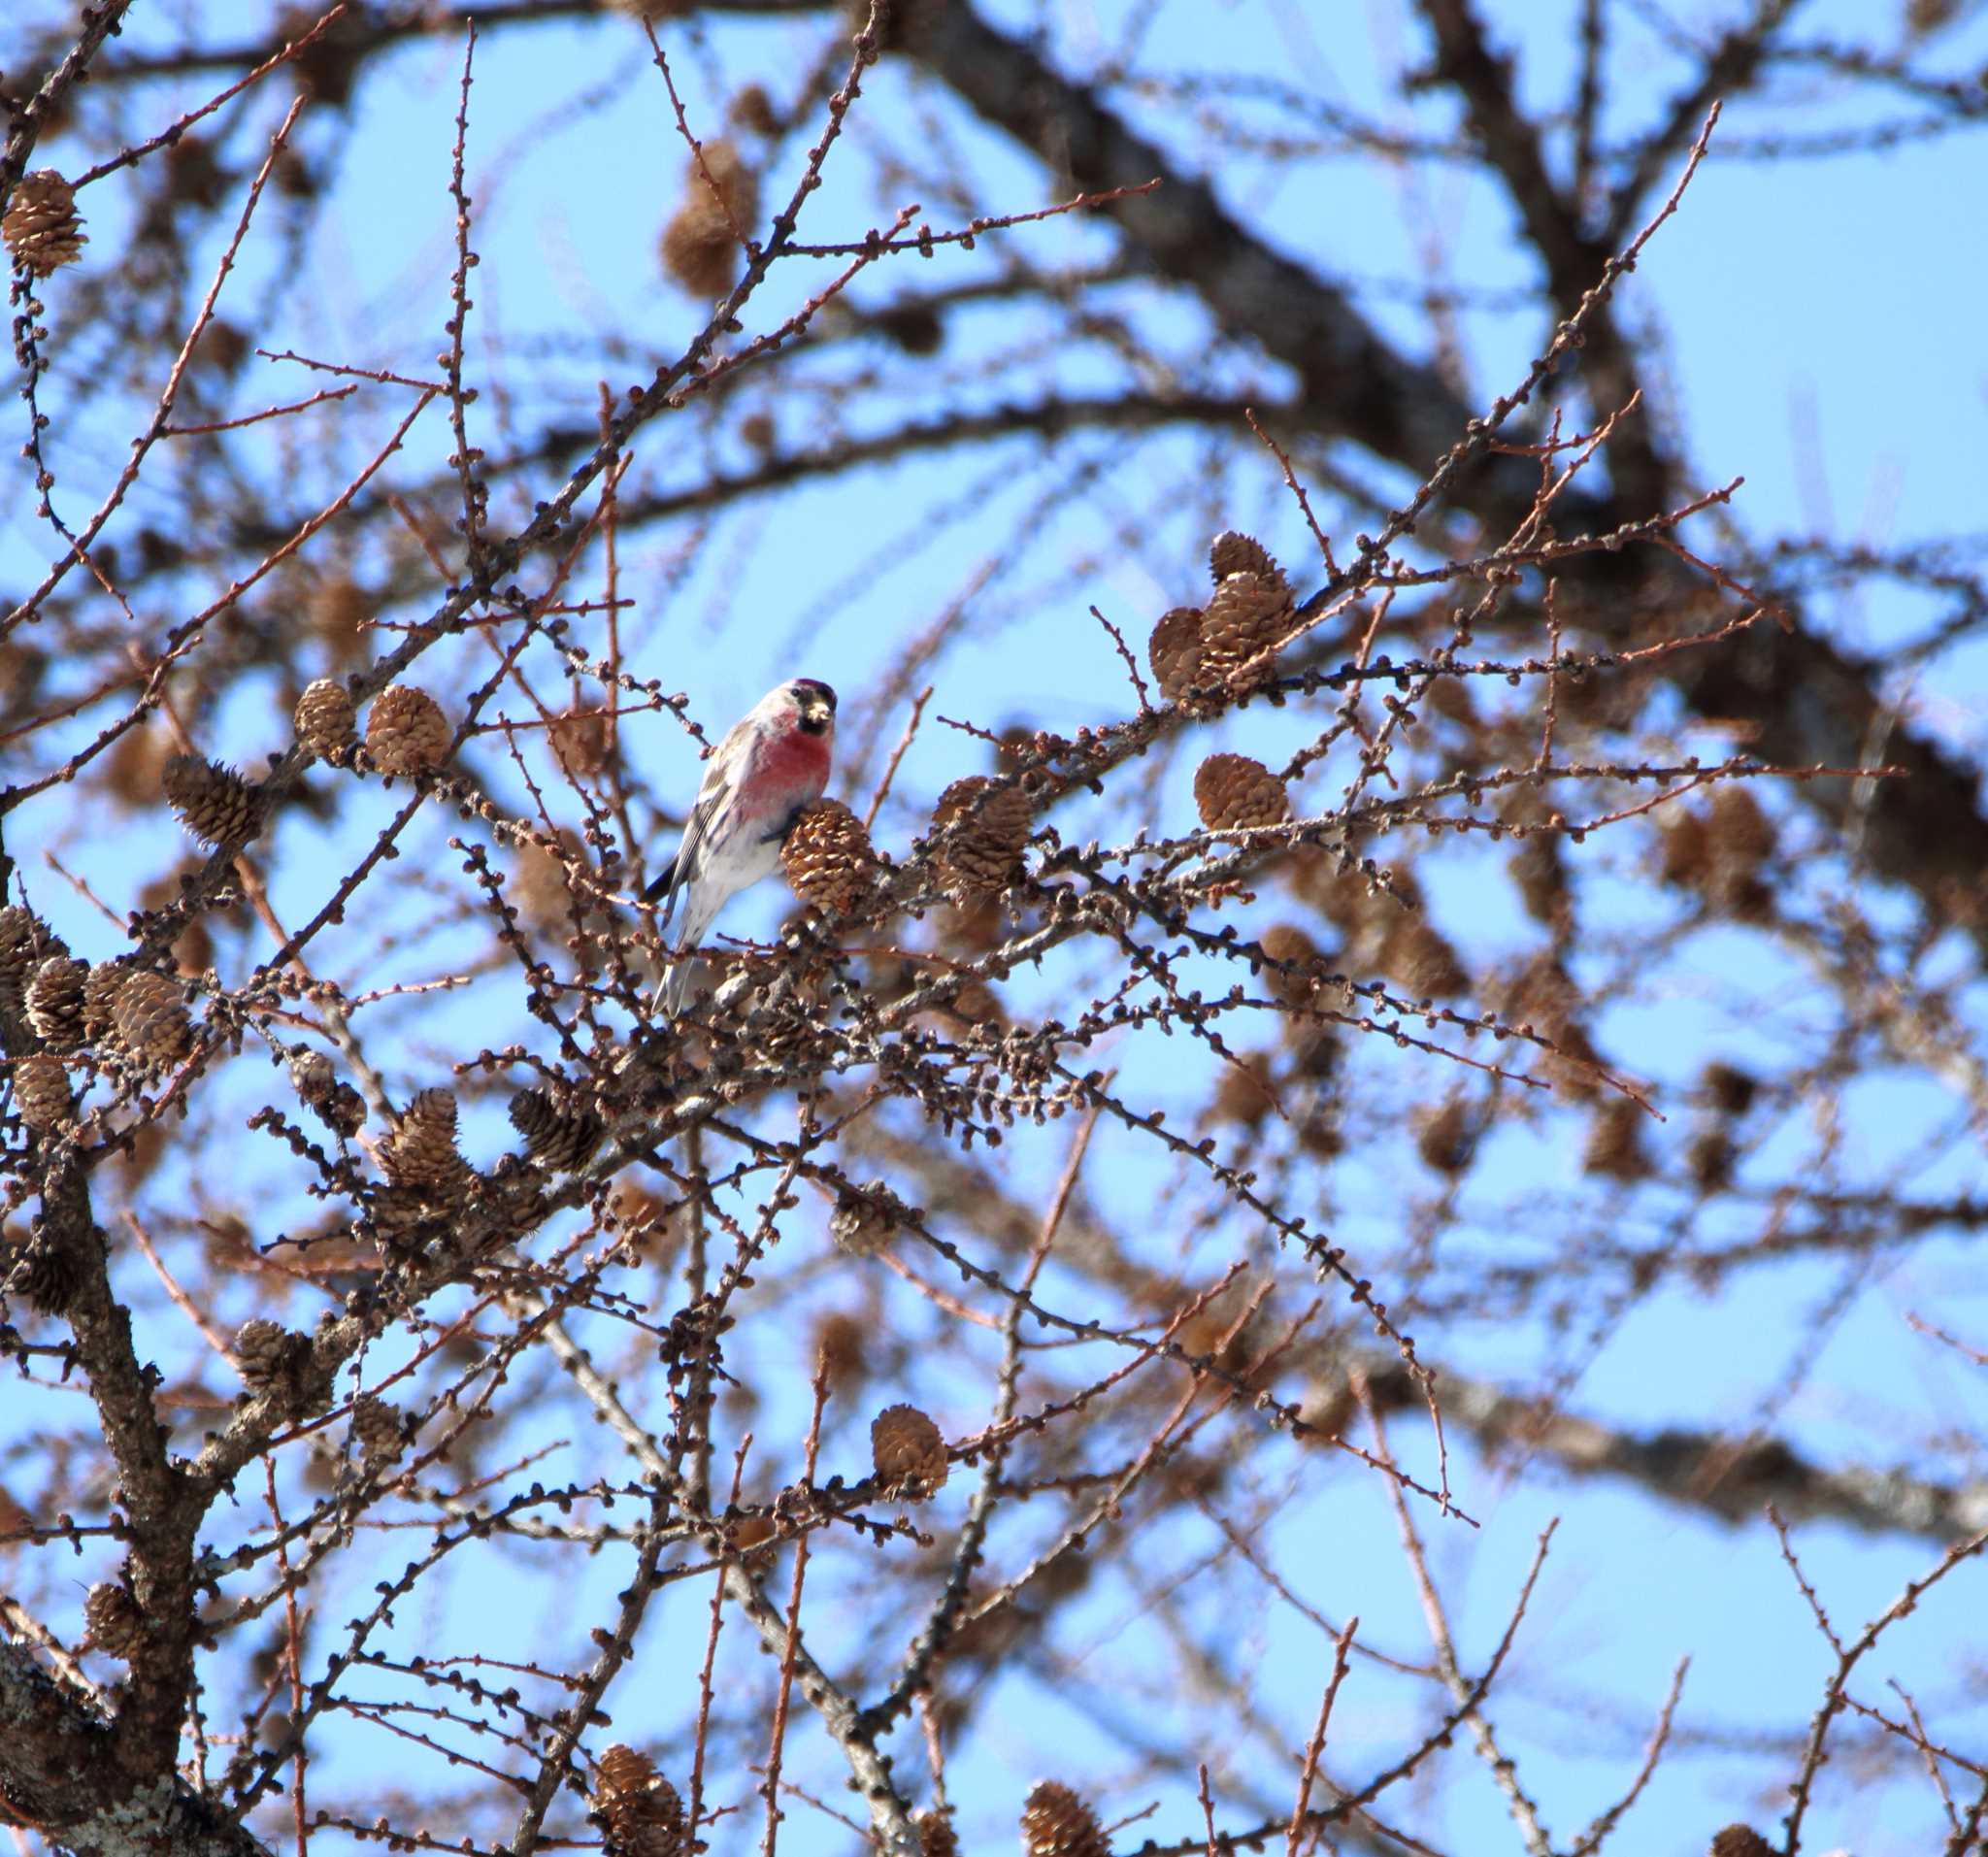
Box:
[647,678,838,1015]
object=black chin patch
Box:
[792,678,836,734]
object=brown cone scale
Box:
[591,1744,687,1857]
[164,755,262,847]
[111,971,193,1067]
[13,1053,75,1131]
[0,907,51,999]
[25,956,89,1048]
[383,1087,469,1188]
[916,1808,959,1857]
[1258,923,1320,1005]
[235,1318,304,1389]
[83,1582,146,1659]
[366,684,451,775]
[660,138,759,298]
[509,1083,605,1174]
[1021,1781,1111,1857]
[1209,529,1279,582]
[871,1403,947,1495]
[1147,606,1208,702]
[1199,569,1295,685]
[295,678,357,757]
[931,777,1032,901]
[3,171,87,276]
[1193,753,1289,833]
[781,798,882,917]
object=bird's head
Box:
[782,678,838,739]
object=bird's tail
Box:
[648,889,717,1019]
[654,951,696,1018]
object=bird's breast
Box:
[755,729,831,791]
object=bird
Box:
[646,678,838,1016]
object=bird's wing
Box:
[641,851,677,905]
[650,717,755,932]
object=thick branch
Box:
[1358,1358,1987,1543]
[0,1638,270,1857]
[35,1160,205,1787]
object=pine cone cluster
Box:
[1146,606,1208,703]
[509,1082,605,1174]
[366,684,451,775]
[591,1745,688,1857]
[813,1310,868,1389]
[1021,1781,1111,1857]
[25,956,89,1047]
[1508,832,1567,926]
[1658,806,1709,887]
[3,171,88,277]
[163,754,262,847]
[5,1220,86,1315]
[870,1403,947,1495]
[110,971,193,1068]
[1256,923,1320,1006]
[1582,1097,1651,1182]
[310,575,372,664]
[1706,785,1775,918]
[12,1053,76,1132]
[277,3,368,104]
[235,1318,309,1391]
[1415,1099,1474,1176]
[0,909,30,1000]
[930,777,1032,901]
[660,138,759,298]
[291,1047,366,1137]
[1689,1127,1738,1192]
[295,678,357,758]
[382,1087,469,1188]
[0,905,61,1009]
[1379,917,1467,999]
[1200,568,1295,686]
[728,83,779,137]
[1209,529,1277,580]
[1704,1060,1757,1117]
[1503,955,1602,1096]
[1146,531,1297,704]
[1209,1049,1276,1128]
[83,1581,146,1659]
[549,706,612,776]
[82,961,131,1041]
[1193,753,1289,834]
[829,1179,900,1257]
[780,799,882,917]
[351,1392,405,1464]
[1659,786,1776,920]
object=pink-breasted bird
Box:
[646,678,838,1015]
